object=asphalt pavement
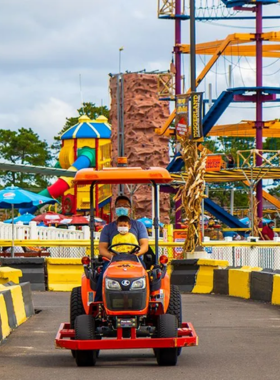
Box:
[0,291,280,380]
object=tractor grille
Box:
[105,289,146,311]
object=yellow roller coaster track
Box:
[156,32,280,136]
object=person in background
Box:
[226,154,235,169]
[262,221,275,240]
[208,217,215,227]
[205,220,223,240]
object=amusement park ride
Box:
[156,0,280,228]
[1,0,280,230]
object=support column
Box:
[256,3,263,224]
[175,0,181,95]
[175,0,182,228]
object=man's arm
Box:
[99,225,114,259]
[136,238,149,256]
[98,242,114,259]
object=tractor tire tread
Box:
[70,286,85,328]
[75,315,97,367]
[167,285,182,325]
[156,314,178,366]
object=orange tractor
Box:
[55,167,198,366]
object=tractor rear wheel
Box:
[167,285,182,356]
[70,286,85,358]
[75,315,97,367]
[156,314,178,366]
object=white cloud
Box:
[0,0,280,146]
[22,98,76,141]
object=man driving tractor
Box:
[95,195,149,301]
[55,166,198,367]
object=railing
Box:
[158,0,175,17]
[237,149,280,168]
[0,221,90,241]
[157,73,175,98]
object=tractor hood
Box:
[105,260,147,279]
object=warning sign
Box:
[176,117,189,138]
[206,156,223,171]
[175,94,189,139]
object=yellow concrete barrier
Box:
[272,274,280,305]
[192,259,228,294]
[229,266,262,299]
[0,282,34,342]
[46,258,84,291]
[0,267,22,284]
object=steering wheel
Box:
[108,243,141,255]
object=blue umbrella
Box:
[137,217,164,229]
[0,186,58,256]
[0,186,58,208]
[239,217,272,226]
[4,213,35,225]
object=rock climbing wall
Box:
[110,73,170,223]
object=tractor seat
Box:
[143,246,156,270]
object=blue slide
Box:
[204,198,247,230]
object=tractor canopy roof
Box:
[74,167,173,185]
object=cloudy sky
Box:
[1,0,280,145]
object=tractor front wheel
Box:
[156,314,178,366]
[75,315,97,367]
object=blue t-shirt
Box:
[100,220,148,245]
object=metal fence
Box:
[1,240,280,271]
[207,245,280,270]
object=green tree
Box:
[202,136,221,153]
[51,102,110,157]
[0,128,51,188]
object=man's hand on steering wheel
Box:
[108,243,141,255]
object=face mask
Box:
[116,207,129,217]
[118,226,129,234]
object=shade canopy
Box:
[33,212,65,224]
[137,217,164,228]
[0,186,58,209]
[74,167,173,185]
[0,186,58,257]
[60,215,89,226]
[239,217,272,226]
[4,213,35,225]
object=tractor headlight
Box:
[105,278,121,290]
[130,277,146,290]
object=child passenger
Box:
[112,215,139,253]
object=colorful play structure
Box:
[156,0,280,229]
[24,115,112,221]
